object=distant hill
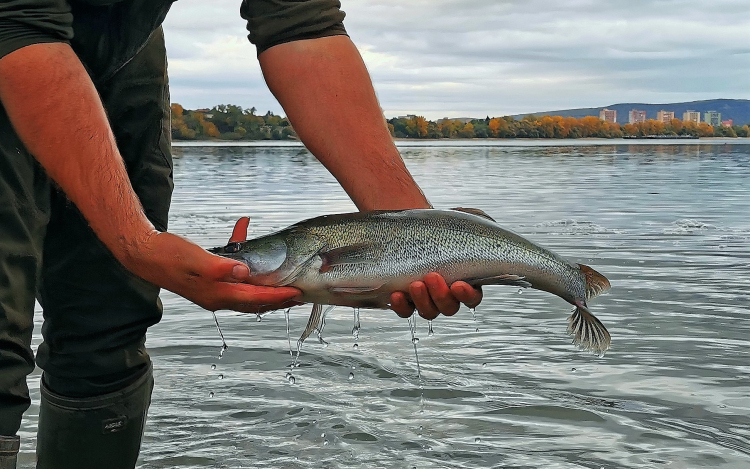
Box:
[512,99,750,125]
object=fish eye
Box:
[224,242,242,253]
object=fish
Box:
[210,208,612,354]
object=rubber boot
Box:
[36,365,153,469]
[0,435,19,469]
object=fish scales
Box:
[211,209,612,354]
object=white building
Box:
[656,110,675,124]
[682,111,701,123]
[599,108,617,123]
[629,110,647,124]
[704,111,721,127]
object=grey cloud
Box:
[163,0,750,118]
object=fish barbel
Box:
[210,208,612,354]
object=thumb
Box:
[230,263,251,282]
[211,257,251,283]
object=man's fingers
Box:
[409,281,439,320]
[390,291,415,318]
[450,281,483,309]
[250,299,304,315]
[423,272,460,316]
[214,283,302,311]
[229,217,250,243]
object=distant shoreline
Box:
[172,137,750,148]
[170,104,750,141]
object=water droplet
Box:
[348,372,354,380]
[287,374,296,384]
[212,312,228,359]
[517,288,523,294]
[353,343,359,350]
[208,391,214,398]
[256,314,262,322]
[482,362,487,368]
[211,364,216,370]
[427,321,434,336]
[475,437,481,443]
[321,433,326,438]
[475,327,479,332]
[418,426,423,433]
[323,440,329,446]
[285,308,293,358]
[412,337,419,344]
[719,404,727,409]
[352,308,361,341]
[571,367,577,372]
[351,365,356,370]
[218,374,224,380]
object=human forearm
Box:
[0,42,301,311]
[259,35,430,211]
[0,43,153,262]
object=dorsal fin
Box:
[579,264,611,301]
[451,207,496,222]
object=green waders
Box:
[0,1,173,466]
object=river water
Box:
[19,140,750,468]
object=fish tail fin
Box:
[567,302,611,356]
[578,264,611,302]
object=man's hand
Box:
[390,275,483,320]
[122,229,301,313]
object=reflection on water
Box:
[18,141,750,468]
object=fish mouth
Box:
[208,241,243,255]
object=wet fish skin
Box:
[211,209,611,354]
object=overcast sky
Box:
[163,0,750,119]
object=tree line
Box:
[171,104,750,140]
[171,104,295,140]
[388,115,749,139]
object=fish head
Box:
[209,230,323,287]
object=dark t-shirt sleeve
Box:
[240,0,347,55]
[0,0,73,60]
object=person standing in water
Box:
[0,1,481,467]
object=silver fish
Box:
[210,208,612,354]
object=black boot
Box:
[36,365,154,469]
[0,435,19,469]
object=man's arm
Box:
[259,35,429,211]
[0,42,300,312]
[258,36,482,318]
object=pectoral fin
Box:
[319,243,381,273]
[465,274,532,288]
[298,303,323,345]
